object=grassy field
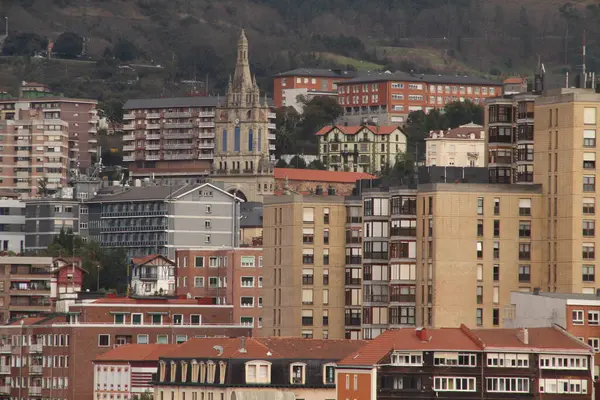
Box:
[318,52,385,71]
[376,46,479,74]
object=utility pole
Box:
[4,17,7,37]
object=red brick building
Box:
[336,72,502,125]
[274,168,375,196]
[175,248,263,332]
[0,296,251,400]
[272,68,357,109]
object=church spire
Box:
[232,29,253,91]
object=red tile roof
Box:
[472,327,590,352]
[504,77,525,84]
[131,254,174,266]
[91,297,205,305]
[274,168,375,184]
[95,344,179,362]
[315,125,402,136]
[428,123,484,140]
[8,317,46,326]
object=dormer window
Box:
[181,361,188,382]
[170,361,177,382]
[159,361,166,382]
[191,360,199,383]
[199,361,206,383]
[290,362,306,384]
[245,361,271,384]
[390,352,423,366]
[323,363,336,384]
[219,361,227,384]
[206,361,216,383]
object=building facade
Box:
[317,125,407,174]
[174,248,263,332]
[336,73,502,125]
[24,198,81,253]
[273,168,375,196]
[0,297,251,400]
[86,182,241,259]
[0,193,25,254]
[272,68,357,110]
[336,325,593,400]
[153,337,365,400]
[425,123,486,167]
[130,254,176,297]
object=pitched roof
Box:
[316,125,402,136]
[87,184,201,203]
[274,68,358,79]
[131,254,174,266]
[472,327,590,352]
[338,328,480,366]
[504,77,526,84]
[341,71,501,86]
[274,168,375,183]
[95,344,179,362]
[428,123,484,140]
[163,337,365,360]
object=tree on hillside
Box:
[444,100,484,128]
[99,99,124,124]
[300,96,343,139]
[288,155,307,169]
[2,33,48,56]
[274,106,301,157]
[53,32,83,59]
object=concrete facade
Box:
[425,123,486,167]
[0,194,25,254]
[24,199,80,253]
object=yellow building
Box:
[533,88,600,294]
[425,123,486,167]
[317,125,407,174]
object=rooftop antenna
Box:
[582,30,587,89]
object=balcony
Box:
[199,154,213,160]
[16,182,30,189]
[146,155,161,161]
[164,153,193,160]
[123,134,135,141]
[165,122,193,129]
[268,123,276,129]
[345,256,362,265]
[268,112,276,119]
[29,343,43,353]
[199,111,215,117]
[164,133,194,140]
[88,127,97,134]
[123,113,135,120]
[9,304,51,312]
[123,155,134,162]
[138,273,158,280]
[29,386,41,395]
[198,143,213,149]
[146,113,161,119]
[146,123,161,130]
[0,344,10,353]
[165,112,191,118]
[15,171,29,179]
[10,288,50,296]
[199,132,215,139]
[345,317,361,326]
[0,385,9,394]
[16,140,30,146]
[30,365,43,374]
[269,144,276,151]
[269,133,276,141]
[16,161,30,167]
[0,365,9,374]
[164,143,193,150]
[146,134,161,140]
[345,277,361,285]
[123,145,135,152]
[123,123,135,131]
[196,122,215,128]
[145,144,161,151]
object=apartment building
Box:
[85,182,241,259]
[425,123,486,167]
[174,248,263,331]
[0,297,251,400]
[486,92,538,184]
[272,68,357,110]
[153,337,364,400]
[0,82,99,171]
[533,88,600,293]
[24,198,81,252]
[262,194,347,339]
[0,192,25,254]
[130,254,176,297]
[0,109,69,197]
[507,291,600,380]
[317,125,407,174]
[336,325,593,399]
[336,72,502,125]
[416,183,543,329]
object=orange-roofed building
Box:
[153,337,365,400]
[274,167,375,196]
[94,343,179,399]
[316,125,407,175]
[335,325,593,400]
[425,122,486,167]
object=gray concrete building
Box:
[86,182,242,259]
[24,199,81,252]
[0,192,25,254]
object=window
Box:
[477,220,484,236]
[584,129,596,147]
[241,256,255,267]
[302,268,313,285]
[323,364,336,384]
[303,207,314,223]
[191,315,200,325]
[572,310,584,325]
[114,313,126,324]
[132,313,143,325]
[519,243,531,260]
[493,198,500,215]
[583,265,595,282]
[486,377,530,393]
[539,355,588,370]
[492,308,500,326]
[433,377,476,392]
[390,352,423,366]
[583,198,595,214]
[194,257,204,267]
[98,334,110,347]
[583,243,595,259]
[476,309,483,326]
[518,265,531,282]
[151,314,163,325]
[539,378,588,394]
[493,242,500,259]
[240,297,254,307]
[290,363,306,384]
[323,249,329,265]
[173,314,183,325]
[137,334,149,344]
[209,257,219,267]
[241,317,254,327]
[241,277,255,287]
[433,352,476,367]
[493,264,499,281]
[588,337,599,352]
[476,286,483,304]
[324,207,330,224]
[519,221,531,237]
[476,241,483,259]
[589,310,599,325]
[323,229,329,245]
[477,264,483,281]
[302,289,313,305]
[518,199,531,216]
[194,277,204,288]
[584,176,596,192]
[584,220,596,236]
[477,197,484,215]
[584,152,596,169]
[302,228,314,244]
[487,353,529,368]
[302,249,314,264]
[493,220,500,237]
[584,107,597,124]
[157,335,168,344]
[245,361,271,384]
[302,309,313,326]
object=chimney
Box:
[239,337,247,353]
[517,328,529,345]
[416,327,428,342]
[315,185,323,195]
[533,287,540,295]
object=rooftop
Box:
[427,122,484,140]
[512,291,600,301]
[274,68,359,79]
[472,327,586,351]
[89,297,213,305]
[341,71,502,86]
[274,168,375,183]
[316,125,402,136]
[124,96,275,110]
[87,184,201,203]
[131,254,175,266]
[96,344,179,362]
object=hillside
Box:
[1,0,599,100]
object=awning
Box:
[231,390,295,400]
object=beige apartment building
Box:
[261,194,347,339]
[416,183,543,329]
[533,88,600,294]
[0,109,69,197]
[425,123,486,167]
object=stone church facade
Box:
[213,30,276,202]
